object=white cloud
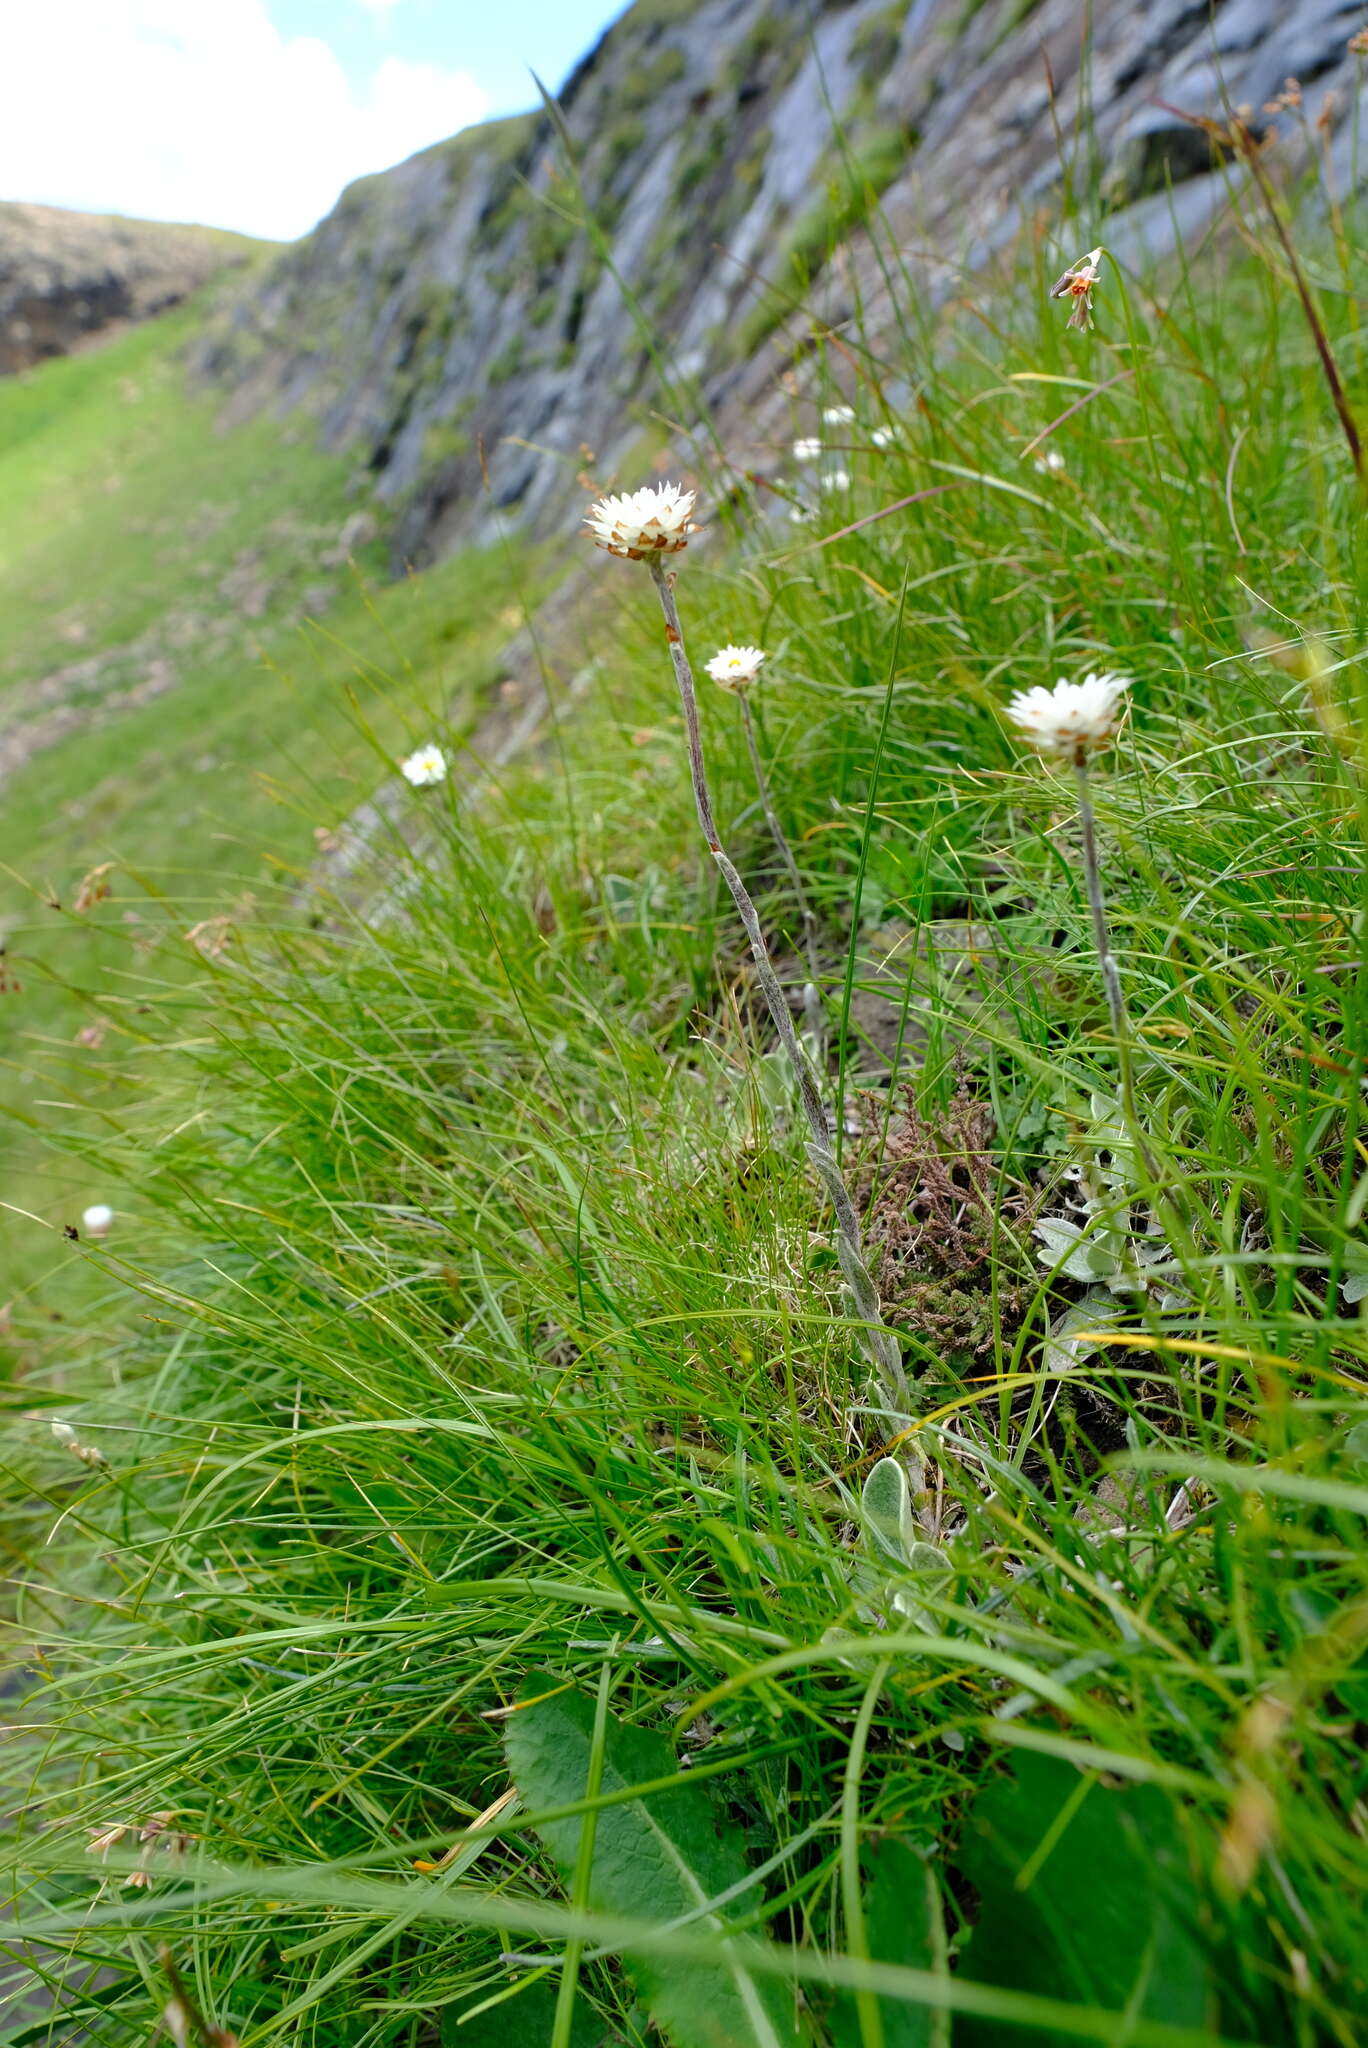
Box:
[0,2,488,241]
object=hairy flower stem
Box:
[737,690,824,1050]
[648,555,907,1408]
[1074,758,1161,1184]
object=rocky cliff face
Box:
[192,0,1368,568]
[0,203,258,373]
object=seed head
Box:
[792,437,822,463]
[822,404,855,425]
[585,482,697,559]
[73,863,114,914]
[400,744,448,788]
[704,644,766,691]
[1006,672,1130,759]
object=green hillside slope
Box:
[0,309,542,1280]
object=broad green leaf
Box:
[830,1839,950,2048]
[504,1673,805,2048]
[954,1752,1216,2044]
[440,1979,612,2044]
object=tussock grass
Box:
[4,179,1368,2048]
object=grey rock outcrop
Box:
[190,0,1368,568]
[0,202,260,373]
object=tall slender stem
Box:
[1241,140,1362,479]
[1074,757,1160,1183]
[738,690,824,1048]
[648,554,907,1408]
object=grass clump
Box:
[5,156,1368,2048]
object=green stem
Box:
[1074,757,1159,1185]
[738,689,824,1049]
[648,554,907,1410]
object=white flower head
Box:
[51,1419,79,1447]
[1032,448,1066,475]
[792,437,822,463]
[585,481,697,559]
[400,744,448,788]
[82,1203,113,1238]
[705,644,766,691]
[822,404,855,425]
[1049,246,1104,332]
[1006,671,1130,759]
[871,426,898,448]
[788,504,814,524]
[822,468,851,492]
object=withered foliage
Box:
[860,1074,1035,1367]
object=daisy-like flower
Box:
[822,404,855,425]
[400,743,448,788]
[585,481,697,559]
[81,1203,113,1238]
[704,644,766,691]
[1049,246,1104,332]
[1006,672,1130,759]
[792,437,822,463]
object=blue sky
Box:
[270,1,624,114]
[1,1,626,241]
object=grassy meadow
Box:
[0,306,553,1280]
[4,155,1368,2048]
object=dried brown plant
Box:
[861,1073,1035,1367]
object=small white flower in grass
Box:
[585,481,696,559]
[788,504,814,524]
[400,743,448,788]
[1006,672,1130,759]
[86,1822,129,1858]
[871,425,898,448]
[1033,448,1066,475]
[822,468,851,492]
[705,644,766,691]
[822,404,855,424]
[52,1417,108,1470]
[1049,246,1104,332]
[82,1203,113,1238]
[792,437,822,462]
